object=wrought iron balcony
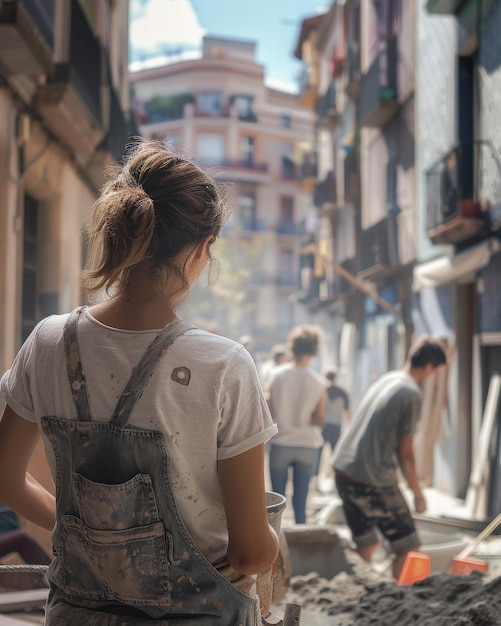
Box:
[358,38,398,128]
[0,0,54,75]
[314,170,336,210]
[299,152,318,193]
[316,83,339,128]
[34,0,104,154]
[426,143,487,245]
[359,216,400,279]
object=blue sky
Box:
[129,0,327,93]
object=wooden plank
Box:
[464,374,501,518]
[0,589,48,613]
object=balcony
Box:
[316,83,339,128]
[297,65,318,110]
[241,217,267,234]
[276,221,301,236]
[346,45,361,100]
[426,143,487,246]
[358,38,398,128]
[426,0,467,13]
[34,0,104,154]
[314,170,336,210]
[0,0,54,76]
[359,216,400,279]
[196,157,270,184]
[299,152,318,193]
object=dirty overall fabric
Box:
[42,308,260,625]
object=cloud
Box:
[130,0,206,62]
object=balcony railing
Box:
[314,170,336,209]
[358,38,398,128]
[241,217,267,233]
[196,157,268,173]
[426,142,488,245]
[359,216,400,278]
[316,83,338,127]
[276,222,301,235]
[426,0,466,14]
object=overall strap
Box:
[64,307,93,422]
[110,319,195,428]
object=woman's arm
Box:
[0,405,56,530]
[217,443,278,575]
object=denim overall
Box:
[42,307,260,625]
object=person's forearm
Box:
[2,475,56,531]
[399,455,421,496]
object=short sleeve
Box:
[0,319,48,422]
[398,392,421,437]
[217,346,277,460]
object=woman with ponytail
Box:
[0,139,278,624]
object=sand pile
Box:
[280,551,501,625]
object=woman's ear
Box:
[194,234,214,260]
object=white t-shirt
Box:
[0,309,277,565]
[268,362,326,448]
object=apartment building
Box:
[0,0,134,548]
[0,0,134,368]
[295,0,415,403]
[130,36,316,354]
[296,0,501,517]
[414,0,501,514]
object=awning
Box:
[412,238,501,292]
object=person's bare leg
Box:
[357,543,379,563]
[392,546,420,580]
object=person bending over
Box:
[332,337,446,579]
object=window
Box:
[22,195,39,342]
[234,95,254,120]
[240,135,255,165]
[281,114,291,128]
[198,92,222,116]
[239,194,257,230]
[197,133,224,163]
[278,197,295,233]
[281,142,295,179]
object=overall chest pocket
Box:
[53,473,172,606]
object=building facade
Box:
[131,36,317,355]
[0,0,134,548]
[296,0,501,518]
[295,0,416,404]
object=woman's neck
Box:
[89,266,181,331]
